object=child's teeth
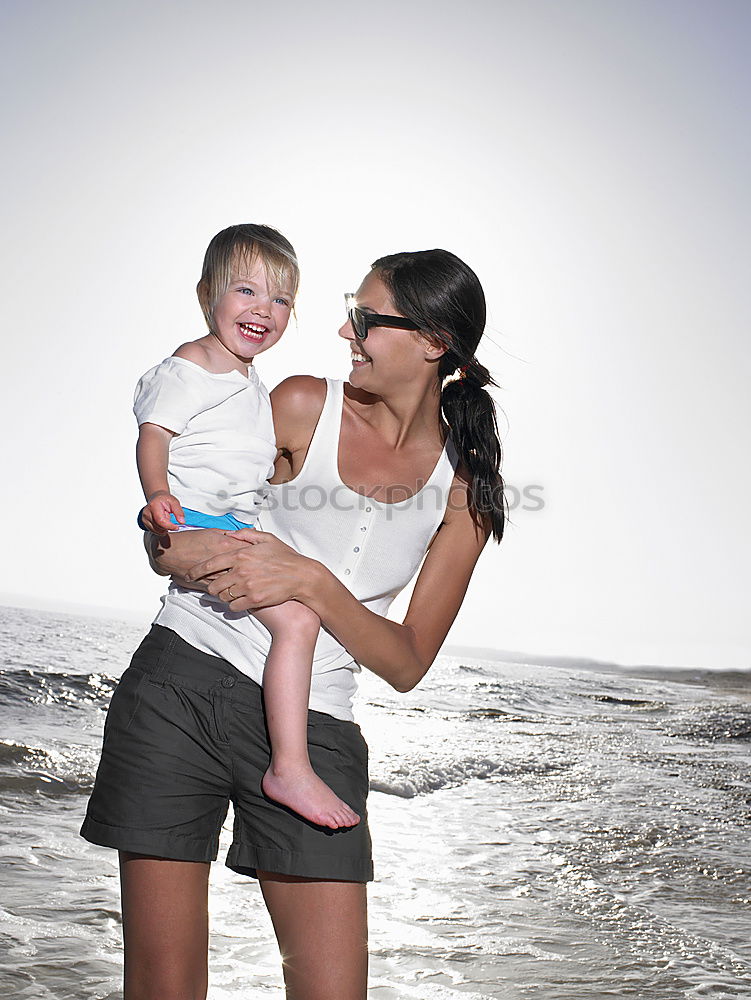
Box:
[351,351,369,362]
[240,323,266,338]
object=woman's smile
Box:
[350,346,370,367]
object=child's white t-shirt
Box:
[133,356,277,524]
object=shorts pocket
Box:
[306,721,370,799]
[103,667,149,736]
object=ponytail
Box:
[440,359,507,542]
[371,248,507,543]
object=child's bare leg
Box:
[253,601,360,829]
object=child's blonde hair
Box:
[197,224,299,332]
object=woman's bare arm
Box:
[297,489,489,691]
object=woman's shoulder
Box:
[270,376,330,446]
[270,375,329,416]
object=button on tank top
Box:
[154,377,460,721]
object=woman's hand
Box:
[185,529,322,611]
[145,527,247,585]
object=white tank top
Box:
[153,377,459,721]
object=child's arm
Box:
[136,422,185,534]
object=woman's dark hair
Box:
[371,249,507,542]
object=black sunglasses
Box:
[345,293,420,342]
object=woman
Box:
[82,248,506,999]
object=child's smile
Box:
[211,260,293,366]
[238,321,269,343]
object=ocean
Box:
[1,604,749,999]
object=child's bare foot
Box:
[262,764,360,829]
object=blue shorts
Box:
[168,508,253,531]
[136,506,253,532]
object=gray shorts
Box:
[80,625,373,882]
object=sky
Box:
[2,0,749,669]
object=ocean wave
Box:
[587,694,658,708]
[0,770,92,797]
[0,740,95,798]
[464,707,536,721]
[0,740,53,766]
[370,755,565,798]
[0,668,116,709]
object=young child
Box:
[134,223,360,830]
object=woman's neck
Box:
[345,377,445,451]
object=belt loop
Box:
[151,630,180,685]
